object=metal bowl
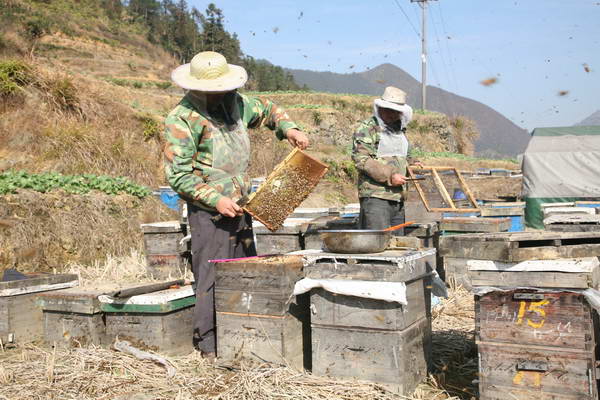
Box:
[318,230,392,254]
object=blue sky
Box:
[189,0,600,131]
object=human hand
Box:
[216,197,243,218]
[390,173,407,186]
[286,129,309,150]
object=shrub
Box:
[25,15,52,39]
[155,81,171,90]
[312,111,322,126]
[0,59,32,97]
[138,114,161,141]
[46,76,80,112]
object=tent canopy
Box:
[523,126,600,229]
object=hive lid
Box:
[0,273,79,297]
[99,284,195,313]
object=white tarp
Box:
[523,134,600,198]
[293,278,407,304]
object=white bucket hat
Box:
[374,86,407,112]
[171,51,248,92]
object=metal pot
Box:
[318,230,392,254]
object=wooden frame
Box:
[407,166,479,213]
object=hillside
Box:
[577,110,600,126]
[289,63,531,157]
[0,0,521,272]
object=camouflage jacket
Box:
[163,91,298,210]
[351,116,410,202]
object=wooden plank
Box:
[454,168,479,207]
[480,206,525,217]
[478,341,597,399]
[547,225,600,232]
[509,243,600,262]
[469,270,594,289]
[431,168,455,209]
[105,307,194,355]
[476,291,596,350]
[311,317,431,395]
[310,278,430,330]
[440,239,509,261]
[440,217,511,233]
[407,168,432,212]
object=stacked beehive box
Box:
[140,221,189,279]
[441,231,600,399]
[302,249,436,395]
[439,217,511,288]
[214,255,309,370]
[0,273,78,345]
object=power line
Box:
[392,0,420,38]
[435,1,459,92]
[428,4,453,93]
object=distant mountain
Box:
[288,63,531,157]
[577,110,600,126]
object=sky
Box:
[188,0,600,131]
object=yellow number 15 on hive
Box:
[516,299,550,329]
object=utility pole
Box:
[410,0,436,111]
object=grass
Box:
[411,149,519,164]
[105,77,171,90]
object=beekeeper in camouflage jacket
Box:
[352,86,420,234]
[164,51,309,358]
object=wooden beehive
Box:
[37,286,111,347]
[215,255,309,369]
[469,256,600,399]
[0,273,78,344]
[244,148,328,231]
[305,250,435,395]
[478,341,597,399]
[476,290,597,351]
[312,317,431,395]
[101,285,195,355]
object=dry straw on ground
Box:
[0,250,477,400]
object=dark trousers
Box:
[187,203,256,353]
[358,197,405,235]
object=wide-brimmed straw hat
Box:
[171,51,248,92]
[374,86,407,112]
